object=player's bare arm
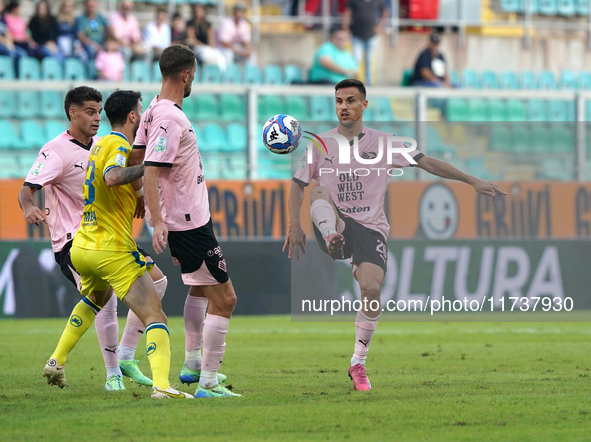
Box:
[104,164,145,187]
[18,186,46,226]
[416,155,507,201]
[128,149,146,219]
[284,180,307,260]
[144,165,168,254]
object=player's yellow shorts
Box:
[70,246,154,299]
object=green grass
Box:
[2,316,591,441]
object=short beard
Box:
[339,119,356,128]
[183,85,192,98]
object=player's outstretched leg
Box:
[94,295,126,390]
[310,186,345,260]
[193,281,241,398]
[44,294,108,388]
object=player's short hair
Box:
[335,79,366,100]
[159,44,196,79]
[104,90,142,127]
[64,86,102,121]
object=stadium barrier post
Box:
[575,92,586,182]
[247,87,259,180]
[415,91,427,181]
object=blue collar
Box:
[110,131,128,143]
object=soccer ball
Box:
[262,114,302,154]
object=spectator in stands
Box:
[76,0,108,61]
[28,0,63,62]
[109,0,144,63]
[3,0,36,56]
[0,0,27,61]
[95,34,124,81]
[411,33,453,88]
[217,2,252,66]
[308,28,357,85]
[188,3,225,69]
[143,7,170,63]
[56,0,80,58]
[342,0,388,86]
[171,12,186,45]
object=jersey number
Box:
[83,160,96,205]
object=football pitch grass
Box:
[2,315,591,441]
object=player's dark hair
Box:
[104,90,142,127]
[159,44,196,79]
[335,79,366,99]
[63,86,103,121]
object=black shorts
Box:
[167,218,229,285]
[313,210,388,274]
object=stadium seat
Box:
[500,0,519,10]
[258,95,284,120]
[400,68,413,86]
[374,97,394,121]
[481,71,499,89]
[461,69,479,89]
[511,125,532,152]
[520,71,538,89]
[201,64,222,83]
[547,100,568,121]
[227,155,248,179]
[0,90,16,118]
[202,122,227,151]
[550,124,575,153]
[310,96,332,121]
[539,70,557,90]
[531,125,551,152]
[86,59,97,80]
[490,125,511,151]
[586,100,591,121]
[40,91,63,119]
[518,0,539,13]
[426,126,455,156]
[244,64,262,84]
[226,123,247,152]
[539,0,558,14]
[223,64,242,84]
[579,72,591,90]
[97,121,111,138]
[558,0,577,14]
[0,55,14,80]
[19,57,40,80]
[467,99,486,121]
[528,99,548,121]
[16,91,39,119]
[263,64,283,85]
[183,96,198,119]
[20,120,45,149]
[195,94,220,121]
[507,99,527,121]
[576,0,589,14]
[45,120,68,139]
[445,99,467,121]
[486,99,507,121]
[0,153,19,178]
[152,61,162,83]
[540,158,573,180]
[284,64,303,84]
[0,120,21,149]
[286,96,309,121]
[64,58,86,81]
[567,101,575,121]
[560,70,577,89]
[41,57,63,80]
[220,94,245,121]
[500,71,519,90]
[130,60,151,82]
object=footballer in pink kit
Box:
[18,86,166,391]
[285,79,507,391]
[139,45,239,398]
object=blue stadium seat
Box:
[519,0,539,12]
[40,91,63,119]
[195,94,220,121]
[0,121,21,149]
[528,99,548,121]
[152,61,162,83]
[500,70,519,90]
[225,123,247,152]
[500,0,519,10]
[41,57,63,80]
[486,99,507,121]
[507,99,527,121]
[45,120,68,139]
[557,0,576,14]
[86,59,97,80]
[461,69,479,88]
[20,120,45,149]
[97,121,111,138]
[220,94,245,121]
[0,153,19,178]
[547,100,568,121]
[446,99,467,121]
[201,64,222,83]
[130,60,151,82]
[258,95,284,120]
[19,57,40,80]
[426,126,456,156]
[263,64,283,85]
[374,97,394,121]
[286,96,309,121]
[520,71,538,89]
[202,123,227,151]
[481,71,499,89]
[64,58,86,81]
[227,156,247,179]
[539,70,557,90]
[539,0,558,14]
[284,64,303,84]
[560,70,577,89]
[16,91,39,119]
[0,55,14,80]
[310,96,332,121]
[576,0,589,14]
[243,64,262,84]
[579,72,591,90]
[467,99,486,121]
[223,64,242,83]
[0,91,16,118]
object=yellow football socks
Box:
[145,322,171,390]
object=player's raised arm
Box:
[18,185,46,226]
[284,179,307,260]
[415,155,507,201]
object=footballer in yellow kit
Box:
[71,131,153,299]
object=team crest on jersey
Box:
[31,161,44,176]
[155,136,167,152]
[115,153,126,167]
[299,154,306,169]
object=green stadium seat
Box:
[19,57,40,80]
[576,0,589,14]
[507,99,527,121]
[374,97,394,121]
[363,105,374,121]
[547,100,568,121]
[244,64,262,84]
[462,69,479,88]
[220,94,245,121]
[41,57,63,80]
[152,61,162,83]
[224,64,242,84]
[445,99,467,121]
[539,70,557,90]
[540,158,572,180]
[486,99,507,121]
[500,70,519,90]
[40,91,63,119]
[511,125,531,152]
[519,0,539,13]
[481,71,499,89]
[550,124,574,153]
[400,68,413,86]
[0,121,21,149]
[183,96,198,119]
[263,64,283,85]
[528,99,547,121]
[284,64,303,84]
[86,59,97,80]
[202,123,227,151]
[579,72,591,90]
[558,0,576,15]
[426,126,455,156]
[130,60,151,82]
[309,96,333,121]
[16,91,39,119]
[64,58,86,81]
[560,70,577,89]
[20,120,45,149]
[226,123,247,152]
[539,0,558,14]
[0,55,14,80]
[0,91,16,118]
[490,125,511,151]
[500,0,519,10]
[227,156,248,179]
[0,153,19,178]
[286,96,309,121]
[97,121,111,138]
[567,101,575,121]
[531,125,551,152]
[195,94,219,121]
[45,120,68,139]
[201,64,222,83]
[467,99,486,121]
[520,71,538,89]
[258,95,284,120]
